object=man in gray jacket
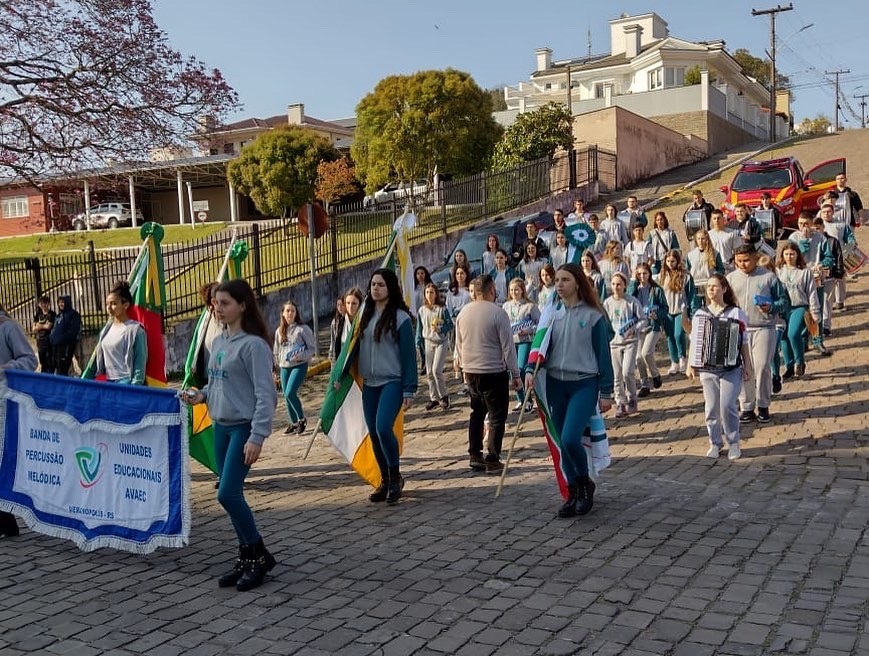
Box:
[454,275,521,473]
[0,303,38,538]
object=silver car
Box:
[72,202,144,230]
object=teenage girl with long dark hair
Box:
[183,279,277,592]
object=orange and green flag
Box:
[182,239,248,473]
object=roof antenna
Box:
[587,26,592,59]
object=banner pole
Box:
[495,359,542,499]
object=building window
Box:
[648,69,663,90]
[1,196,28,219]
[593,82,609,99]
[223,142,235,155]
[665,67,685,87]
[544,82,552,90]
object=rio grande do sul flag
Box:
[0,370,189,553]
[182,239,249,473]
[528,299,611,500]
[318,303,405,488]
[82,222,167,386]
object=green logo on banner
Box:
[75,445,106,488]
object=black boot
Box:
[236,538,276,592]
[575,476,595,516]
[386,466,403,505]
[368,468,388,503]
[218,544,250,588]
[0,511,19,538]
[557,483,579,518]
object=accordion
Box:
[688,313,741,370]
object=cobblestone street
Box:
[1,269,867,656]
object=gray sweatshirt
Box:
[0,312,38,371]
[203,331,277,446]
[273,323,316,368]
[454,301,520,378]
[543,302,615,398]
[777,266,821,317]
[357,309,417,397]
[726,268,790,328]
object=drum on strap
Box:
[754,209,777,241]
[757,240,777,260]
[684,209,706,241]
[843,243,867,274]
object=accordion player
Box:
[688,311,743,370]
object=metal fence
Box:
[0,147,616,333]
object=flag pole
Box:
[494,358,543,499]
[303,419,322,460]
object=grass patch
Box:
[0,222,230,257]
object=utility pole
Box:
[855,93,869,129]
[825,69,850,131]
[752,3,793,142]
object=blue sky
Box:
[153,0,868,127]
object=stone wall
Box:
[650,111,758,155]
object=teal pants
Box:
[280,364,308,423]
[665,313,686,362]
[514,342,531,403]
[781,307,807,368]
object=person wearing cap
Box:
[756,193,781,241]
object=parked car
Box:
[719,156,844,232]
[71,202,144,230]
[430,211,555,292]
[363,180,430,209]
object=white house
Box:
[502,12,786,153]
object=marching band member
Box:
[648,211,680,275]
[627,263,667,397]
[726,246,790,424]
[659,250,698,375]
[685,274,752,460]
[502,278,540,413]
[603,272,646,417]
[685,229,725,307]
[776,243,821,380]
[524,264,614,518]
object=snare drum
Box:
[754,209,777,241]
[684,209,706,241]
[843,243,868,274]
[757,240,777,260]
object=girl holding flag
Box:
[183,279,278,592]
[274,300,316,435]
[525,263,614,519]
[352,268,418,505]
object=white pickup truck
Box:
[72,202,144,230]
[363,181,429,209]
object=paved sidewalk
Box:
[1,279,867,655]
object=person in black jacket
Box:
[684,189,715,231]
[31,295,56,374]
[730,204,762,249]
[49,295,81,376]
[512,221,549,263]
[833,173,863,227]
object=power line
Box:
[825,69,850,131]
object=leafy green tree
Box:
[684,65,717,85]
[488,87,509,111]
[227,126,338,217]
[352,69,502,192]
[798,115,832,136]
[732,49,790,90]
[491,102,574,170]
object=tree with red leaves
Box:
[0,0,239,182]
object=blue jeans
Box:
[514,342,531,403]
[545,376,599,481]
[362,381,403,468]
[214,422,260,545]
[280,364,308,423]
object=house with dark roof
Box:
[500,12,785,156]
[190,103,354,156]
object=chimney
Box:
[287,103,304,125]
[535,47,552,72]
[623,24,642,59]
[196,114,216,133]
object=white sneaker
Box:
[706,445,721,458]
[728,443,741,461]
[678,357,687,374]
[667,362,679,375]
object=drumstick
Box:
[495,358,542,499]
